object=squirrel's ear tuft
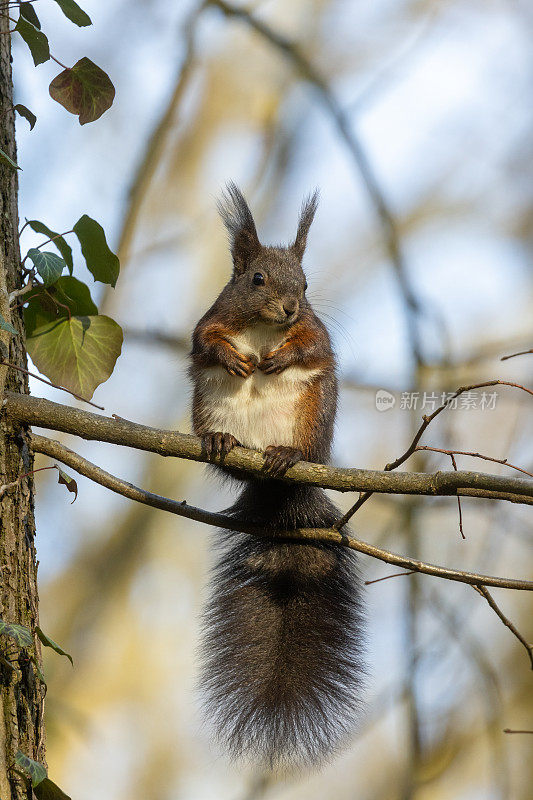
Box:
[217,182,261,275]
[293,190,319,260]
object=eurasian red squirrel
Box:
[189,184,364,769]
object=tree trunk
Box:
[0,19,45,800]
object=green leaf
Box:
[56,467,78,503]
[24,277,98,336]
[73,215,119,287]
[0,312,18,336]
[30,654,46,685]
[35,626,74,665]
[0,620,33,648]
[49,57,115,125]
[14,104,37,130]
[26,249,66,287]
[19,2,41,29]
[26,315,123,399]
[15,16,50,66]
[34,777,71,800]
[52,0,91,27]
[0,146,21,171]
[15,752,47,788]
[27,221,73,273]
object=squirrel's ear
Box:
[217,182,262,275]
[292,190,318,260]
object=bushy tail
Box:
[200,482,365,769]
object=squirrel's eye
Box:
[304,281,308,291]
[253,272,265,286]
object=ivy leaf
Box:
[73,215,119,287]
[15,16,50,66]
[26,249,66,287]
[0,312,18,336]
[26,315,123,399]
[14,752,47,787]
[56,468,78,504]
[0,146,21,171]
[49,57,115,125]
[19,2,41,29]
[52,0,91,27]
[27,221,73,273]
[24,277,98,336]
[35,626,74,665]
[0,620,33,648]
[14,104,37,130]
[30,654,46,685]
[34,777,71,800]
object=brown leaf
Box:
[56,467,78,503]
[49,57,115,125]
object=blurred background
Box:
[11,0,533,797]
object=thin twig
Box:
[20,229,74,265]
[365,570,416,586]
[473,585,533,669]
[501,349,533,361]
[449,452,465,538]
[0,465,59,498]
[416,446,533,480]
[334,379,533,528]
[503,729,533,734]
[29,434,533,592]
[0,363,104,410]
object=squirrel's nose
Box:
[283,299,298,316]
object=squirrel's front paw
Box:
[221,347,256,378]
[263,445,303,477]
[258,346,292,375]
[202,432,240,459]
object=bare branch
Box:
[501,349,533,361]
[473,585,533,669]
[503,729,533,734]
[4,392,533,508]
[0,361,104,410]
[364,570,416,586]
[334,379,533,527]
[416,446,533,480]
[30,434,533,592]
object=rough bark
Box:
[0,20,44,799]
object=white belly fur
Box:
[198,325,320,451]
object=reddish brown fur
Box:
[190,185,364,768]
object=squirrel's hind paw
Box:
[202,432,240,460]
[262,445,303,477]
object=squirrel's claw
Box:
[225,349,256,377]
[262,445,303,477]
[202,432,240,460]
[258,346,290,375]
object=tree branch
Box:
[30,434,533,592]
[3,392,533,506]
[334,379,533,527]
[501,349,533,361]
[473,585,533,669]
